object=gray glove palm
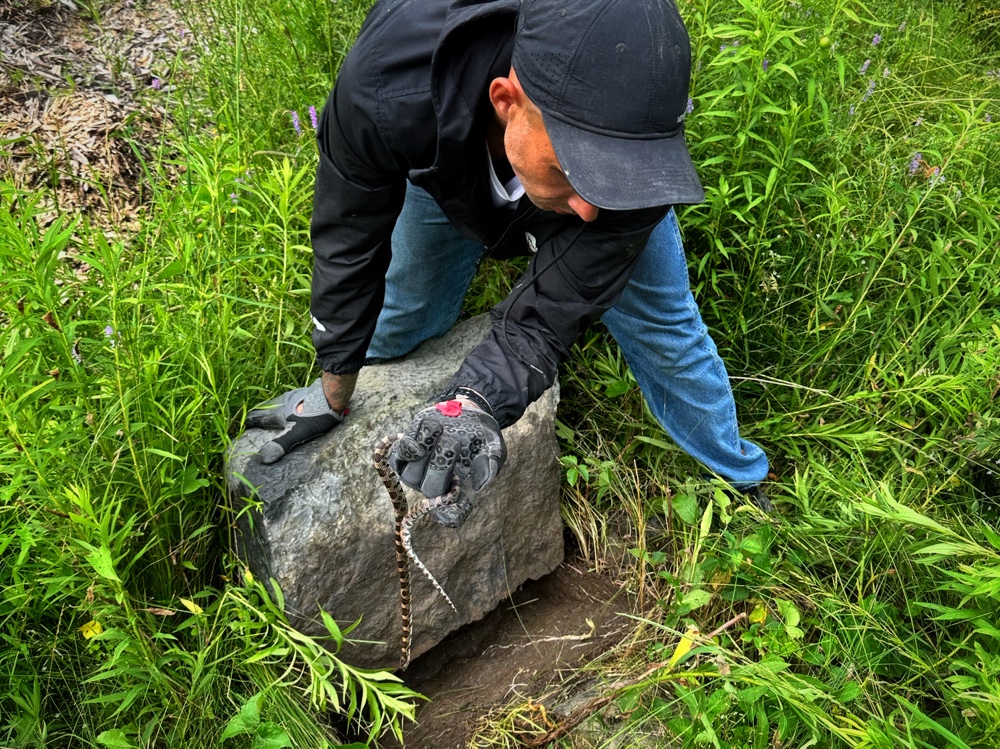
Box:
[388,400,506,527]
[245,379,344,464]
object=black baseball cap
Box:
[511,0,705,210]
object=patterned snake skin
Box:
[373,433,460,669]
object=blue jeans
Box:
[368,183,769,486]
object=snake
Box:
[373,433,460,670]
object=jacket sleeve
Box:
[446,206,669,427]
[310,51,406,375]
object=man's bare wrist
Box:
[453,395,480,411]
[446,386,493,416]
[321,371,358,413]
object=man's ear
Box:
[489,75,521,124]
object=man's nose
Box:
[568,194,600,223]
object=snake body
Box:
[373,434,459,669]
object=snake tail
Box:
[402,513,458,613]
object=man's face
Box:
[491,71,600,223]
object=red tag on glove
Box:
[435,399,463,417]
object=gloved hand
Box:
[245,378,344,464]
[389,399,506,528]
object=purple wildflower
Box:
[987,113,993,123]
[860,59,871,74]
[104,325,115,337]
[309,105,318,131]
[685,97,694,115]
[914,116,923,127]
[872,33,881,45]
[732,40,740,47]
[883,67,890,78]
[720,43,728,51]
[909,153,922,175]
[291,110,302,136]
[762,59,769,72]
[229,193,239,203]
[849,105,856,116]
[861,79,876,102]
[151,78,162,90]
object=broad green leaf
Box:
[679,588,713,612]
[96,730,138,749]
[837,682,862,703]
[604,379,631,398]
[741,535,763,556]
[775,599,799,627]
[159,257,186,278]
[220,693,262,741]
[182,473,210,495]
[87,546,121,583]
[735,685,768,708]
[252,722,293,749]
[670,494,699,525]
[759,656,789,674]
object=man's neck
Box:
[487,116,515,184]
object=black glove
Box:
[388,399,506,528]
[245,379,344,464]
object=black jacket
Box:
[310,0,670,427]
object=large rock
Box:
[227,315,564,670]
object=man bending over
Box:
[246,0,772,520]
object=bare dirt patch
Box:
[0,0,189,228]
[374,560,632,749]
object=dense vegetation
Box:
[1,0,998,746]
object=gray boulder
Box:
[227,315,564,670]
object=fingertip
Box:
[258,442,286,464]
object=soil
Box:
[377,558,632,749]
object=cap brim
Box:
[543,113,705,211]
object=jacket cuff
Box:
[315,355,365,376]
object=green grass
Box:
[2,0,999,746]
